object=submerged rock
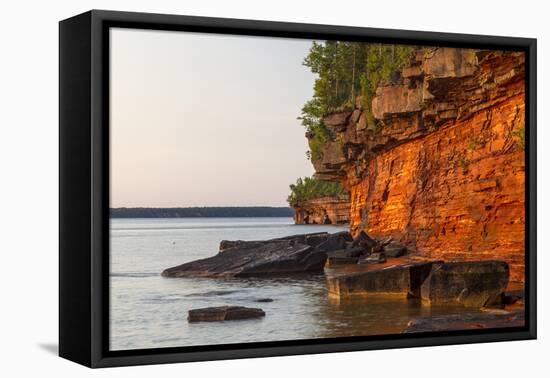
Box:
[403,310,524,333]
[327,261,436,298]
[420,261,509,307]
[255,298,274,303]
[188,306,265,322]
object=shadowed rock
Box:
[358,252,387,264]
[188,306,265,322]
[403,309,524,333]
[316,231,353,252]
[163,240,327,278]
[304,233,333,247]
[163,233,341,278]
[420,261,509,307]
[219,232,329,252]
[324,109,353,132]
[350,231,377,252]
[327,261,436,298]
[326,247,365,267]
[383,241,408,258]
[502,289,524,305]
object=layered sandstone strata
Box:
[308,48,525,281]
[293,195,350,225]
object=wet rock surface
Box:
[358,252,387,264]
[326,240,510,308]
[326,247,364,267]
[403,309,524,333]
[162,232,348,278]
[188,306,266,322]
[327,261,436,298]
[420,261,509,307]
[166,230,513,311]
[165,230,415,278]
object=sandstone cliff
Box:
[309,48,525,282]
[293,195,350,225]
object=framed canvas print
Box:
[59,10,537,368]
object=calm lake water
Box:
[110,217,479,351]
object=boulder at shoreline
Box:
[162,232,350,278]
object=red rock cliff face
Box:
[293,196,350,225]
[310,49,525,282]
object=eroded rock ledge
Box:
[164,231,512,310]
[293,195,350,225]
[162,232,348,278]
[309,48,525,281]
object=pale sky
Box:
[110,28,316,207]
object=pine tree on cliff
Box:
[287,177,345,207]
[300,41,415,160]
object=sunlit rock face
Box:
[293,195,350,225]
[309,48,526,282]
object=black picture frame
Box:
[59,9,537,368]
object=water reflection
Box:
[110,219,524,350]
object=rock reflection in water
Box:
[309,287,483,338]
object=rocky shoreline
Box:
[293,196,350,225]
[307,48,526,282]
[162,231,523,328]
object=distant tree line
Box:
[287,176,346,207]
[299,41,415,160]
[110,207,293,218]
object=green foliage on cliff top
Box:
[299,41,415,161]
[287,176,346,207]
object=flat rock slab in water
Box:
[188,306,266,322]
[327,260,510,308]
[403,309,524,333]
[162,232,351,278]
[421,261,509,307]
[327,261,437,298]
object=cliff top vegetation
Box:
[299,41,415,160]
[287,176,346,207]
